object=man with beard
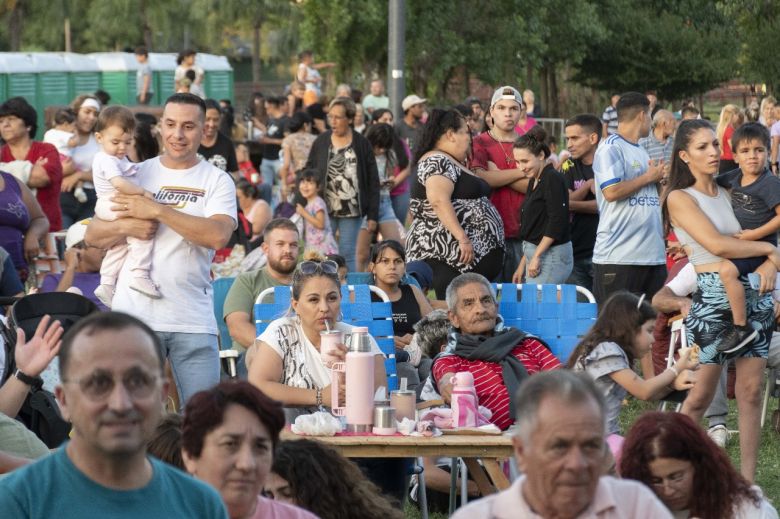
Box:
[224,218,299,378]
[431,274,561,430]
[472,86,532,282]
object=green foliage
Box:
[574,0,737,99]
[299,0,387,83]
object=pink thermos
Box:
[450,371,479,428]
[331,327,375,432]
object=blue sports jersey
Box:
[592,134,665,265]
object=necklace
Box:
[488,130,516,167]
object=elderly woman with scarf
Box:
[431,273,561,429]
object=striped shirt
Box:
[433,338,562,430]
[638,132,673,163]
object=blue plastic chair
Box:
[491,283,597,363]
[254,284,398,390]
[211,276,239,377]
[212,276,236,349]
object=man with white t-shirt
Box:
[85,93,237,405]
[592,91,667,305]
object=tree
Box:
[574,0,736,100]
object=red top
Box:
[721,125,734,160]
[1,141,63,231]
[471,132,525,239]
[433,338,562,430]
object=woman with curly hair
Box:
[620,412,777,518]
[265,439,403,519]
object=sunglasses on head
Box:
[298,260,339,276]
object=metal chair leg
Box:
[416,457,428,519]
[448,457,458,516]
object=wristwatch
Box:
[14,369,42,387]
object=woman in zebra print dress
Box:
[406,108,505,298]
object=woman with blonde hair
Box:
[759,95,776,127]
[716,104,741,172]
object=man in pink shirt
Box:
[452,370,673,519]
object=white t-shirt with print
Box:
[259,316,382,389]
[111,157,237,334]
[70,134,100,189]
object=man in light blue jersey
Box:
[592,92,667,308]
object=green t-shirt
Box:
[0,447,227,518]
[0,411,49,459]
[222,267,285,352]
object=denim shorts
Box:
[522,241,573,285]
[361,193,398,228]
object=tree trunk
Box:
[539,65,550,120]
[526,63,533,92]
[139,0,153,49]
[9,1,24,51]
[252,21,262,86]
[549,65,560,118]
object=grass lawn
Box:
[403,396,780,518]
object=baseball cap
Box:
[65,219,91,249]
[402,95,427,112]
[490,86,522,108]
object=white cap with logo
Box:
[490,86,523,108]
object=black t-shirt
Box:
[263,116,288,160]
[370,284,421,337]
[564,159,598,260]
[197,132,238,173]
[717,168,780,244]
[518,164,571,245]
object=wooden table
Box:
[281,430,514,495]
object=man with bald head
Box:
[639,109,675,165]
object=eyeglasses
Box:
[298,260,339,276]
[62,368,160,401]
[650,465,692,491]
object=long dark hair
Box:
[567,291,656,367]
[661,119,714,231]
[621,412,760,519]
[271,439,404,519]
[513,125,550,159]
[413,108,466,162]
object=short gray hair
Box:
[514,371,606,442]
[445,273,495,311]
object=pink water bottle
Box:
[331,327,375,432]
[450,371,479,428]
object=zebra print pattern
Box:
[406,154,504,270]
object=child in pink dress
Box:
[295,169,338,255]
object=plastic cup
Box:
[320,330,344,368]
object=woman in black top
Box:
[405,109,505,298]
[512,126,573,284]
[369,240,433,344]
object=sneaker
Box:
[129,277,162,299]
[707,424,730,448]
[716,325,758,354]
[94,284,115,308]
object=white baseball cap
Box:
[490,86,522,108]
[402,95,427,112]
[65,219,91,249]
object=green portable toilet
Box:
[197,53,233,103]
[148,53,177,105]
[89,52,138,105]
[61,52,101,99]
[1,53,38,108]
[0,58,7,101]
[31,53,71,136]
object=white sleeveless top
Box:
[673,186,741,265]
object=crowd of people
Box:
[0,52,778,518]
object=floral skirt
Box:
[684,272,773,364]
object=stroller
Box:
[1,292,99,448]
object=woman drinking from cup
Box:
[247,252,387,421]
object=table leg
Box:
[482,459,511,490]
[448,458,458,516]
[463,458,496,495]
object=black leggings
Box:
[426,248,504,300]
